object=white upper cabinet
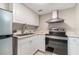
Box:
[13,4,39,26]
[13,4,25,24]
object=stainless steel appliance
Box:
[0,9,12,55]
[45,26,68,55]
[48,28,67,37]
[47,10,64,23]
[46,10,68,55]
[45,29,68,55]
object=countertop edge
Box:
[13,34,45,39]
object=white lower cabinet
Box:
[18,34,45,55]
[18,38,31,55]
[37,35,45,52]
[28,36,38,54]
[68,37,79,55]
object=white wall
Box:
[59,4,79,36]
[75,4,79,35]
[0,3,13,11]
[37,6,78,35]
[36,13,52,34]
[59,7,76,35]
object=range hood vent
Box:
[47,10,64,23]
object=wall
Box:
[37,6,78,35]
[75,4,79,35]
[0,3,13,11]
[59,4,79,36]
[36,13,52,34]
[13,23,38,34]
[59,7,76,35]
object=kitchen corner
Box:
[12,22,45,55]
[0,3,79,55]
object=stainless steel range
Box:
[45,10,68,55]
[45,29,68,55]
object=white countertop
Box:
[66,31,79,38]
[14,34,35,39]
[13,34,45,39]
[13,31,79,40]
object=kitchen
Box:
[0,3,79,55]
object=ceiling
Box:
[24,3,76,15]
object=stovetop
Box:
[46,32,67,37]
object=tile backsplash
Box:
[48,22,67,31]
[13,23,22,31]
[13,23,38,34]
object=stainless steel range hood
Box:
[47,10,64,23]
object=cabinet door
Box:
[18,38,31,55]
[33,35,39,50]
[29,36,38,54]
[13,4,39,26]
[29,13,39,26]
[13,15,25,24]
[13,4,25,24]
[68,37,79,55]
[37,35,45,52]
[18,36,38,55]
